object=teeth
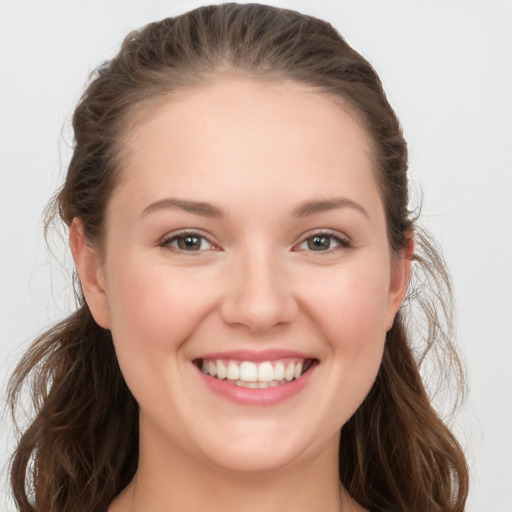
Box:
[200,358,310,385]
[227,361,239,380]
[293,362,303,380]
[208,361,217,377]
[284,362,295,381]
[235,380,286,388]
[216,361,227,380]
[240,361,258,382]
[274,362,285,381]
[258,361,274,382]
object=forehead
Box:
[112,78,381,219]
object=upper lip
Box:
[197,349,316,362]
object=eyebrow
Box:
[292,197,369,218]
[141,198,224,218]
[141,196,368,219]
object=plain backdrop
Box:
[1,1,511,511]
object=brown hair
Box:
[8,4,468,511]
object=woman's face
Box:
[79,79,409,473]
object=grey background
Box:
[1,1,511,510]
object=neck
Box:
[109,422,364,512]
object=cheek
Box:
[105,257,217,356]
[304,261,390,355]
[300,259,390,423]
[103,256,221,414]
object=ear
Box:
[385,234,414,331]
[69,218,111,329]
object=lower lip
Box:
[195,364,315,406]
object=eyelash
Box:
[294,230,352,254]
[160,230,217,253]
[159,229,352,254]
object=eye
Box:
[161,231,216,252]
[295,231,351,253]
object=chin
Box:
[193,419,328,475]
[203,443,304,474]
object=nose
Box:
[219,247,299,333]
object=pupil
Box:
[178,236,201,250]
[308,236,330,251]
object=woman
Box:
[7,4,468,511]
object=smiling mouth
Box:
[194,357,317,388]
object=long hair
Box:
[8,4,468,511]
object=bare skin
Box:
[110,432,366,512]
[72,78,409,512]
